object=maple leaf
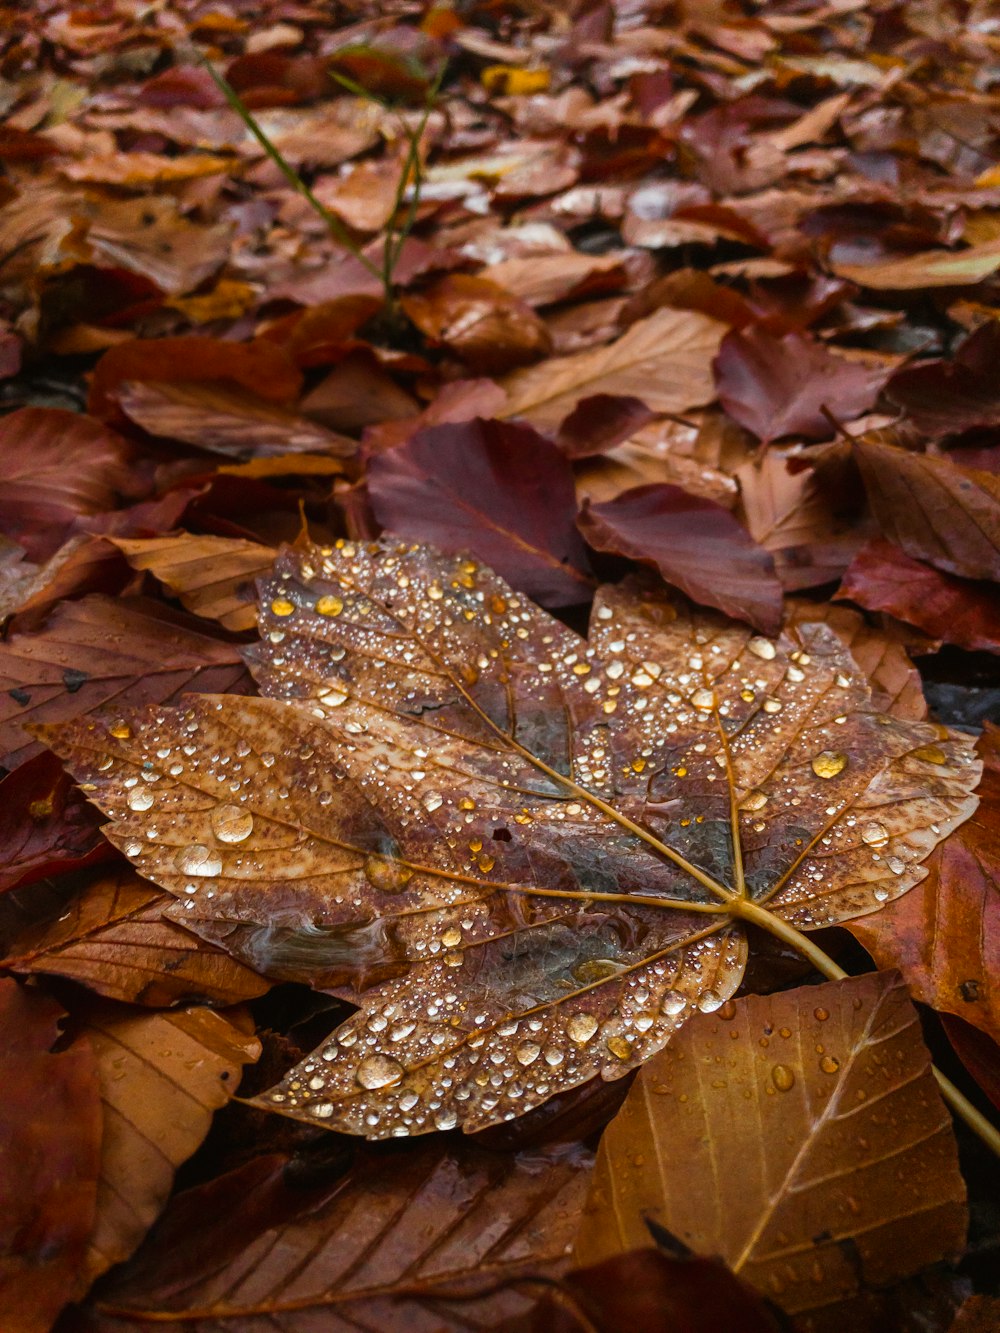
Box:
[42,540,981,1139]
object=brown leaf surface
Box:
[43,541,980,1137]
[0,596,249,769]
[111,533,276,632]
[0,979,102,1333]
[78,1142,591,1330]
[847,728,1000,1045]
[499,307,724,426]
[2,868,270,1006]
[401,274,553,374]
[855,439,1000,582]
[573,972,968,1321]
[81,1000,261,1285]
[832,241,1000,289]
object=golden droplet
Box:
[913,743,947,765]
[772,1064,795,1092]
[270,597,295,617]
[567,1013,599,1044]
[572,662,591,676]
[606,1035,633,1061]
[573,958,620,984]
[741,688,755,703]
[441,926,462,947]
[459,797,476,811]
[860,821,889,849]
[490,595,507,614]
[631,758,646,773]
[356,1054,404,1089]
[108,720,132,739]
[740,789,768,812]
[477,853,495,873]
[811,750,847,779]
[363,855,413,894]
[315,595,344,617]
[819,1055,840,1074]
[211,803,253,844]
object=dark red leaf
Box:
[0,751,109,893]
[886,323,1000,437]
[578,483,783,633]
[556,395,655,459]
[368,418,594,605]
[714,327,885,443]
[941,1015,1000,1114]
[837,539,1000,654]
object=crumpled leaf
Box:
[573,972,968,1322]
[578,483,783,634]
[75,1141,590,1330]
[714,327,885,443]
[111,533,276,632]
[838,539,1000,656]
[367,419,594,605]
[42,540,980,1138]
[0,596,250,770]
[401,274,553,374]
[855,438,1000,582]
[2,867,270,1006]
[500,307,724,427]
[80,999,261,1286]
[847,727,1000,1046]
[0,979,102,1333]
[0,408,131,561]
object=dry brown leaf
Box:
[1,868,270,1006]
[43,541,980,1139]
[500,307,725,427]
[82,1001,261,1285]
[832,241,1000,289]
[111,533,276,632]
[573,972,967,1322]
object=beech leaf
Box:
[578,482,783,634]
[111,533,276,632]
[573,972,968,1321]
[42,540,981,1138]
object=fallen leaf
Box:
[81,1000,261,1285]
[885,323,1000,437]
[942,1016,1000,1114]
[367,419,594,605]
[578,483,783,633]
[2,867,270,1006]
[847,727,1000,1046]
[500,307,724,427]
[111,533,276,631]
[556,395,656,459]
[832,240,1000,289]
[714,327,885,443]
[0,751,108,893]
[855,438,1000,582]
[0,596,249,769]
[573,972,967,1321]
[402,274,553,374]
[948,1296,1000,1333]
[837,539,1000,655]
[0,408,131,561]
[0,979,102,1333]
[77,1142,590,1328]
[43,541,980,1137]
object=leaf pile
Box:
[3,1,1000,1331]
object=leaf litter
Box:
[4,0,1000,1328]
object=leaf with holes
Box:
[40,540,981,1138]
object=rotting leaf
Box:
[41,540,981,1138]
[573,972,968,1323]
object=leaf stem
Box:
[732,898,1000,1159]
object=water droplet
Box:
[211,803,253,844]
[108,720,132,739]
[811,750,847,779]
[567,1013,599,1044]
[423,792,443,813]
[434,1108,458,1131]
[356,1054,404,1090]
[315,595,344,617]
[270,597,295,617]
[516,1041,541,1065]
[748,637,777,660]
[740,789,768,812]
[886,855,906,875]
[772,1064,795,1092]
[698,989,723,1013]
[174,844,222,877]
[477,853,495,873]
[763,698,782,714]
[913,744,946,765]
[127,788,153,811]
[572,958,620,983]
[364,855,413,893]
[312,1103,334,1119]
[606,1035,632,1061]
[820,1055,840,1074]
[441,926,462,947]
[861,821,889,848]
[691,688,715,711]
[813,1007,829,1022]
[662,991,687,1016]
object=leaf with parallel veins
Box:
[40,540,981,1138]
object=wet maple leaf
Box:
[41,541,981,1138]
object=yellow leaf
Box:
[480,65,551,95]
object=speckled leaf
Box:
[41,541,980,1138]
